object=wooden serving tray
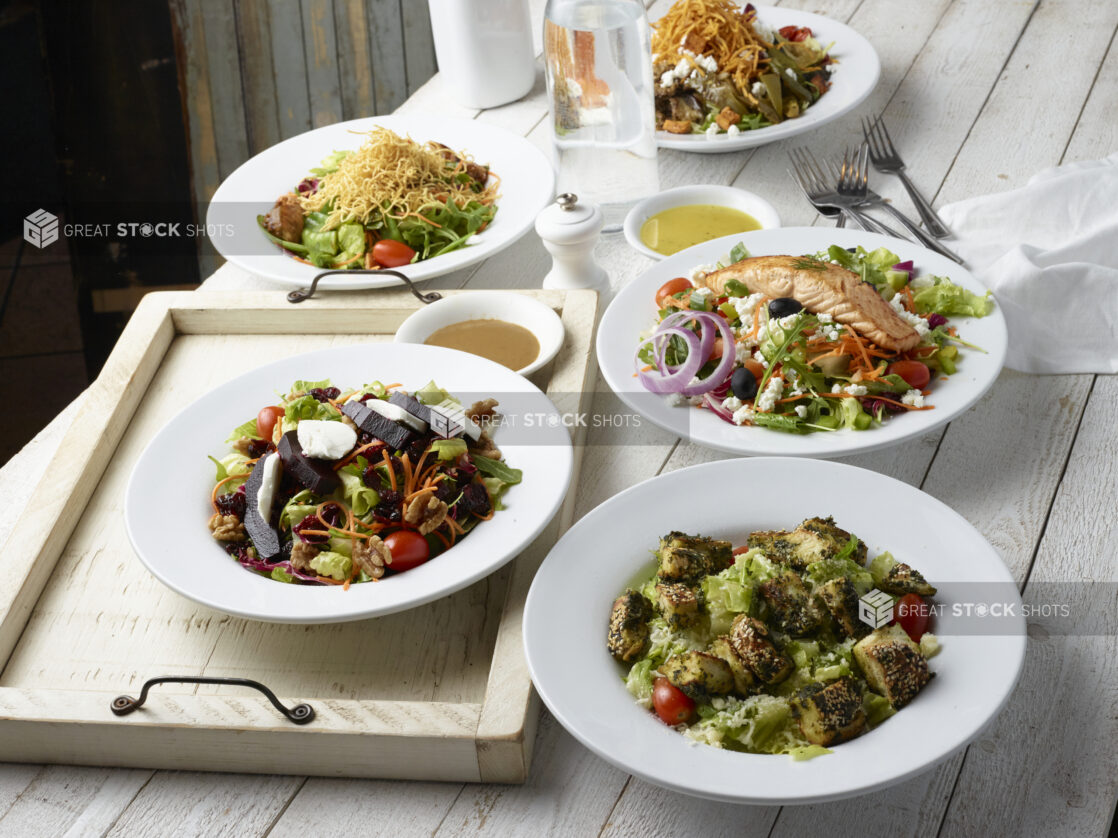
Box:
[0,288,597,782]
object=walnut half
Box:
[208,513,246,542]
[353,535,391,579]
[404,494,449,535]
[290,540,319,573]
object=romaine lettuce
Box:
[912,279,993,317]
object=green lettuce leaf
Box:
[271,566,296,584]
[789,744,833,761]
[472,454,522,485]
[337,468,380,517]
[209,453,251,483]
[912,279,993,317]
[309,550,352,581]
[225,418,262,443]
[431,438,468,462]
[625,658,656,704]
[868,551,897,586]
[309,149,350,176]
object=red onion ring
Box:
[635,310,737,396]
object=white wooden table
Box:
[2,0,1116,834]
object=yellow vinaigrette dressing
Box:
[424,319,540,370]
[640,204,762,256]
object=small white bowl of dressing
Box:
[394,291,565,377]
[623,184,781,260]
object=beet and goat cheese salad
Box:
[207,379,520,586]
[608,519,940,757]
[635,243,994,434]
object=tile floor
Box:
[0,237,89,467]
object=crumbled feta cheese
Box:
[721,395,744,412]
[705,122,720,137]
[901,389,925,408]
[832,383,842,394]
[690,286,713,303]
[732,404,754,425]
[817,312,834,324]
[778,312,802,330]
[890,295,930,335]
[735,340,752,364]
[756,376,784,412]
[753,350,769,368]
[659,70,677,87]
[688,395,704,406]
[696,53,717,73]
[665,392,686,407]
[843,384,868,396]
[731,292,765,319]
[785,67,796,79]
[794,405,808,418]
[688,263,716,281]
[911,274,935,289]
[751,81,765,97]
[727,123,740,135]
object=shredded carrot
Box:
[334,440,386,471]
[381,448,398,492]
[400,453,414,495]
[473,506,495,521]
[747,298,770,340]
[405,486,437,504]
[333,252,363,268]
[383,383,403,390]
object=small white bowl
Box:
[623,185,782,260]
[394,291,565,376]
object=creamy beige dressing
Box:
[640,204,762,255]
[424,319,540,370]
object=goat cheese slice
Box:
[256,453,283,521]
[296,419,358,460]
[366,399,429,433]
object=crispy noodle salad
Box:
[607,519,940,757]
[207,379,520,586]
[653,0,835,136]
[635,243,994,434]
[258,126,499,270]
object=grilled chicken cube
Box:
[660,531,734,574]
[759,570,820,636]
[607,590,654,663]
[664,651,735,702]
[791,676,867,746]
[749,516,863,570]
[708,635,755,695]
[729,615,793,685]
[879,562,937,596]
[657,544,712,582]
[655,582,704,630]
[854,625,932,708]
[816,577,871,639]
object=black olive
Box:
[846,247,857,253]
[768,297,803,319]
[730,367,759,400]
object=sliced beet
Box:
[278,430,341,495]
[341,399,415,450]
[243,452,283,560]
[389,391,434,426]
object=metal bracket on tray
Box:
[287,268,443,304]
[111,676,315,725]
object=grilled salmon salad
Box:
[608,519,940,757]
[634,243,994,434]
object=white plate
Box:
[125,343,572,623]
[394,291,566,376]
[654,6,880,153]
[596,227,1008,458]
[206,114,555,290]
[622,184,782,260]
[524,457,1026,804]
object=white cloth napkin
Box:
[938,153,1118,374]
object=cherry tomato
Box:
[372,239,417,268]
[655,277,692,308]
[383,529,431,572]
[779,25,813,41]
[652,677,695,725]
[256,405,284,441]
[893,593,931,642]
[886,360,931,390]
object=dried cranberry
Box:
[927,313,948,329]
[293,514,330,544]
[435,478,458,503]
[215,490,246,519]
[405,436,431,463]
[459,482,491,516]
[373,503,402,524]
[246,439,276,459]
[363,465,384,489]
[378,488,403,507]
[358,430,375,445]
[308,387,341,403]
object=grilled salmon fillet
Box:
[698,255,922,352]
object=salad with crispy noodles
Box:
[207,378,520,587]
[653,0,834,136]
[608,519,940,757]
[257,126,499,270]
[635,243,994,434]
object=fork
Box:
[862,115,951,238]
[788,173,845,227]
[787,148,901,237]
[835,145,964,264]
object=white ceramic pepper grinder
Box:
[535,192,609,294]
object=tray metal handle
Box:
[111,676,315,725]
[287,268,442,304]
